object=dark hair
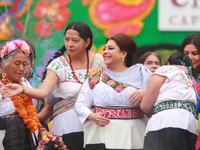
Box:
[180,33,200,53]
[166,52,198,78]
[25,40,36,67]
[138,52,161,64]
[42,21,93,81]
[106,33,137,67]
[180,33,200,73]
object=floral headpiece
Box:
[1,39,30,58]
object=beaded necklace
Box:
[68,51,89,84]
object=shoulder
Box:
[91,53,105,68]
[130,64,152,74]
[47,55,69,70]
[153,65,179,75]
[88,68,102,89]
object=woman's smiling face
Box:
[183,44,200,70]
[103,39,125,67]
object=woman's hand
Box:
[39,129,52,138]
[128,89,146,105]
[88,113,110,127]
[0,84,23,97]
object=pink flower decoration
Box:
[33,0,71,37]
[115,85,123,92]
[102,73,107,80]
[1,39,30,58]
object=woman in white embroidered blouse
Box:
[74,33,152,150]
[0,21,104,150]
[140,52,199,150]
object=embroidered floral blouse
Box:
[153,65,197,106]
[75,64,152,127]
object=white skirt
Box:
[146,108,198,135]
[84,119,146,149]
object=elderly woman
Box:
[0,39,47,150]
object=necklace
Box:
[68,51,89,84]
[2,73,39,132]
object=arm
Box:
[0,69,58,99]
[38,102,53,122]
[74,78,110,127]
[140,75,166,114]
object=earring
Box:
[122,57,124,62]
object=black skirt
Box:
[85,143,142,150]
[2,116,36,150]
[50,131,84,150]
[144,127,197,150]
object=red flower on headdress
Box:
[33,0,71,38]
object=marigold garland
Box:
[2,73,39,132]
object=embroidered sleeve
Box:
[47,56,69,77]
[153,65,179,82]
[88,68,101,89]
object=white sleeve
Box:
[74,78,94,127]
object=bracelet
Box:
[38,124,47,134]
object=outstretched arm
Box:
[0,69,58,99]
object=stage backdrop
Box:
[0,0,200,76]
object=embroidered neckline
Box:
[102,72,129,93]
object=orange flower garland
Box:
[2,73,39,132]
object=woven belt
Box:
[94,106,144,119]
[154,101,198,119]
[0,112,18,120]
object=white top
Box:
[153,65,197,106]
[74,64,152,127]
[0,77,37,116]
[146,65,198,135]
[46,53,105,136]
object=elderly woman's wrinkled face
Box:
[3,52,27,82]
[23,57,31,80]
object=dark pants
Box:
[50,131,84,150]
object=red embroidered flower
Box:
[115,85,123,92]
[89,76,100,88]
[33,0,71,37]
[102,73,107,80]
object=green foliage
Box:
[155,49,178,65]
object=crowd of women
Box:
[0,21,199,150]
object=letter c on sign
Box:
[172,0,188,6]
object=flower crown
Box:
[1,39,30,58]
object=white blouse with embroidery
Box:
[46,54,104,136]
[0,77,37,116]
[153,65,197,106]
[75,64,152,127]
[145,65,198,135]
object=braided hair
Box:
[166,52,199,81]
[42,21,93,81]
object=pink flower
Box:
[13,39,22,47]
[115,85,123,92]
[102,73,107,80]
[33,0,71,37]
[6,41,16,53]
